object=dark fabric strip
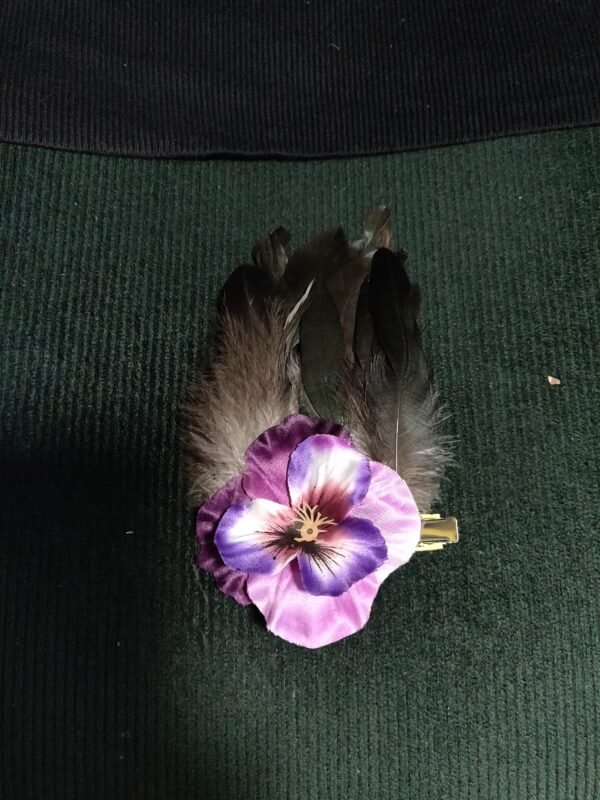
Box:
[1,0,599,157]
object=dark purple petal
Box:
[297,517,387,596]
[287,434,371,520]
[242,413,350,503]
[196,476,252,606]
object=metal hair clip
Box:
[417,514,459,552]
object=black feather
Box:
[352,277,374,371]
[283,226,349,300]
[326,254,370,359]
[344,245,450,510]
[218,264,278,321]
[251,227,291,280]
[354,206,393,254]
[285,224,371,420]
[298,275,345,421]
[368,248,429,400]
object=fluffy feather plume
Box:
[182,208,450,510]
[182,249,308,505]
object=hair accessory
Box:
[183,208,457,648]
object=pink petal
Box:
[247,562,380,648]
[215,499,297,575]
[196,476,252,606]
[243,414,351,504]
[287,434,371,520]
[353,461,421,583]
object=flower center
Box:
[293,503,335,543]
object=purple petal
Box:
[247,562,380,648]
[287,434,371,520]
[243,414,351,503]
[297,518,386,596]
[353,461,421,584]
[215,499,297,575]
[196,476,252,606]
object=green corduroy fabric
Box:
[1,129,599,799]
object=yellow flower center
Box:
[293,503,335,543]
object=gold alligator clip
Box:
[417,514,459,552]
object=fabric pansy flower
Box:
[196,414,420,648]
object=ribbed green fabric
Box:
[1,130,599,799]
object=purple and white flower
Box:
[196,414,420,648]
